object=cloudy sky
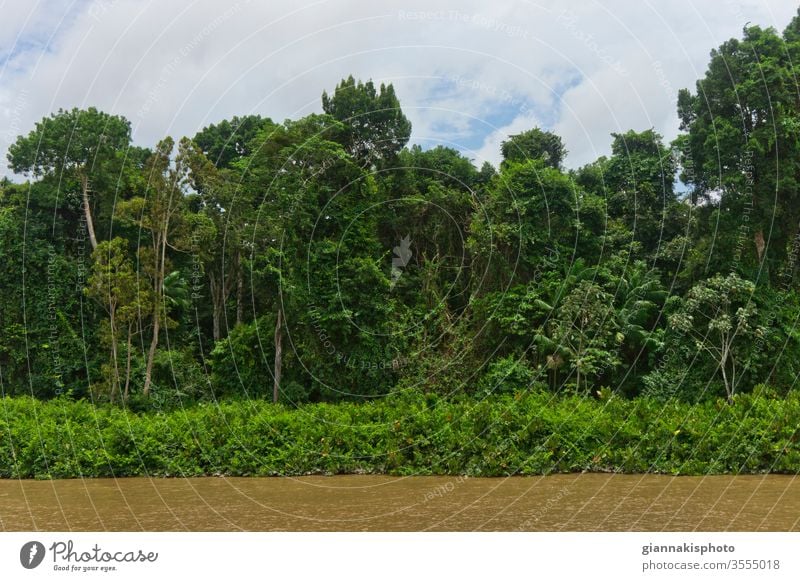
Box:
[0,0,796,177]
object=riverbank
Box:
[1,391,798,478]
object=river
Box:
[1,474,797,531]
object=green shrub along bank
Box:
[1,390,798,479]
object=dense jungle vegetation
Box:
[3,13,800,422]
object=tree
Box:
[676,22,800,278]
[162,270,191,314]
[669,273,762,403]
[501,128,567,169]
[468,158,577,290]
[380,145,480,318]
[322,75,411,167]
[181,138,244,341]
[193,115,271,169]
[0,181,86,397]
[238,115,393,401]
[85,238,151,401]
[604,129,679,255]
[7,107,133,250]
[116,137,203,395]
[600,259,666,392]
[548,280,620,394]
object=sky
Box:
[0,0,797,177]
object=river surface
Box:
[0,475,797,531]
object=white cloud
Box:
[472,111,543,168]
[0,0,797,177]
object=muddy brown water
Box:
[0,475,797,531]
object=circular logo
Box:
[20,541,46,569]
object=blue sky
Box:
[1,0,797,177]
[413,71,583,157]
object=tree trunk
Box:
[109,306,120,403]
[143,229,167,396]
[123,322,133,401]
[212,308,221,342]
[108,348,118,403]
[143,314,159,396]
[754,229,765,264]
[273,308,282,403]
[80,174,98,250]
[209,273,221,342]
[576,333,583,395]
[720,346,733,404]
[236,251,244,327]
[209,271,233,341]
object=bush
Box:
[151,347,211,403]
[1,390,798,478]
[478,355,541,395]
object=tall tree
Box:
[193,115,271,169]
[233,115,392,401]
[182,138,242,341]
[469,158,577,290]
[0,181,86,397]
[7,107,133,250]
[322,75,411,167]
[116,137,201,395]
[501,128,567,169]
[676,22,800,278]
[604,129,678,255]
[85,238,151,401]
